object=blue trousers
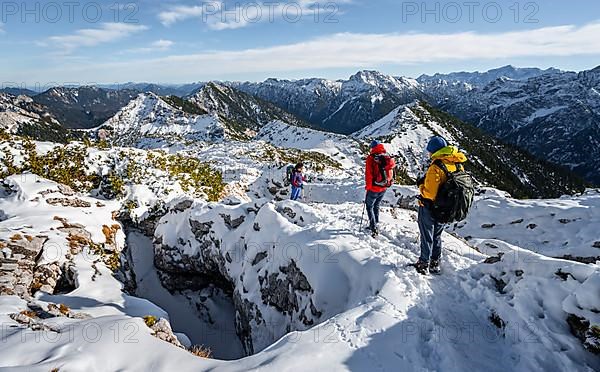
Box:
[291,186,302,200]
[366,190,386,230]
[418,206,444,262]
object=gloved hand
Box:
[417,175,426,186]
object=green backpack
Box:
[431,160,475,223]
[285,165,295,186]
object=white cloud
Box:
[152,39,174,49]
[158,1,346,30]
[124,39,175,54]
[18,22,600,82]
[159,5,205,26]
[45,23,148,53]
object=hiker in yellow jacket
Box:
[414,136,467,274]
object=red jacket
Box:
[365,144,387,193]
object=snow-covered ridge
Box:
[256,120,364,171]
[353,102,453,178]
[0,93,59,133]
[99,93,226,148]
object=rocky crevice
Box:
[150,202,323,356]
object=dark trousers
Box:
[366,190,386,230]
[418,205,444,262]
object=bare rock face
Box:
[260,260,312,314]
[152,201,322,356]
[46,197,91,208]
[0,235,47,297]
[567,314,600,354]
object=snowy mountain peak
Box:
[418,65,560,89]
[346,70,418,92]
[188,82,310,138]
[233,70,423,134]
[99,93,226,148]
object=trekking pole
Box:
[359,201,366,232]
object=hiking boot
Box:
[371,227,379,238]
[429,259,441,275]
[413,259,429,274]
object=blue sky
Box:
[1,0,600,86]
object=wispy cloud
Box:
[18,22,600,82]
[159,1,346,30]
[123,39,175,54]
[44,23,148,53]
[159,4,205,26]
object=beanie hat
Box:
[370,140,380,149]
[426,136,447,154]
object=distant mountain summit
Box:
[0,93,70,142]
[423,65,600,185]
[0,87,38,97]
[33,86,139,129]
[418,65,561,88]
[231,70,424,134]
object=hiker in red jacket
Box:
[365,141,395,237]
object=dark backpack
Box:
[372,154,396,188]
[285,165,295,185]
[431,160,475,223]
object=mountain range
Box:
[1,64,598,185]
[425,66,600,184]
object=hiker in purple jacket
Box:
[290,162,306,201]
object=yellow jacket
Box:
[419,146,468,203]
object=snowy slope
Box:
[256,120,364,171]
[452,188,600,260]
[1,175,598,371]
[98,93,226,148]
[187,82,310,139]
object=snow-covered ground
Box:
[1,171,598,371]
[0,99,599,371]
[454,188,600,259]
